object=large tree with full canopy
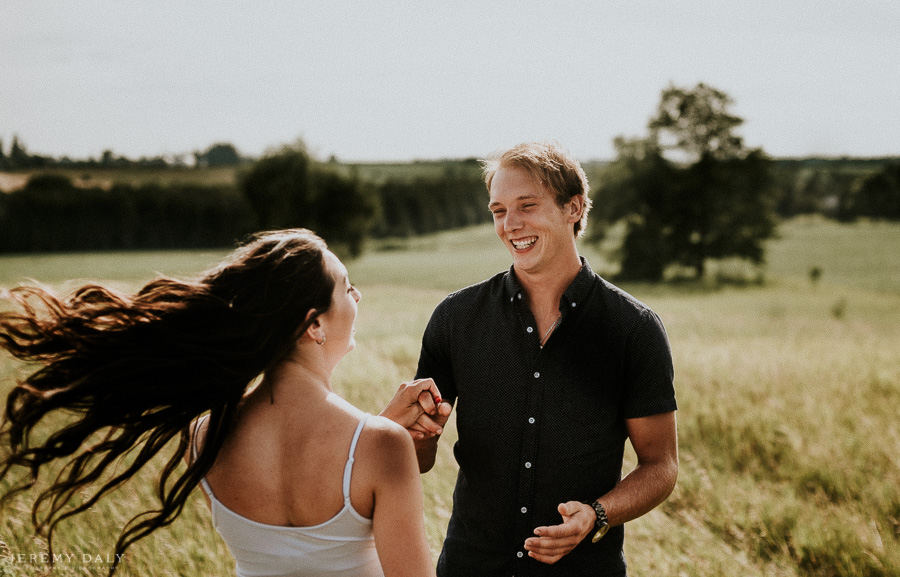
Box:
[590,83,778,281]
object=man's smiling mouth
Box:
[511,236,537,250]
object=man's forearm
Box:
[598,457,678,527]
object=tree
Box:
[590,83,777,281]
[9,135,30,168]
[846,162,900,220]
[308,168,378,257]
[196,143,241,167]
[649,83,745,162]
[590,137,679,282]
[241,143,313,230]
[240,142,378,257]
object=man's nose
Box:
[504,210,523,231]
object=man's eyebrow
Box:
[488,194,541,209]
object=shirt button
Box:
[518,294,522,300]
[526,326,533,333]
[534,372,540,378]
[528,417,535,424]
[572,302,577,307]
[521,506,527,513]
[517,552,524,558]
[525,462,532,468]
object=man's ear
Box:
[566,195,585,223]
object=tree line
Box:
[0,174,255,253]
[0,137,246,170]
[773,157,900,221]
[0,143,490,257]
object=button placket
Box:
[515,356,544,574]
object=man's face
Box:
[488,166,579,276]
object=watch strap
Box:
[582,500,610,543]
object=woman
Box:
[0,229,441,577]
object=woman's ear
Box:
[299,309,325,344]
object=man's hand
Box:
[380,379,449,440]
[408,390,452,440]
[523,501,595,565]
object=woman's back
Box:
[195,386,430,577]
[202,391,378,527]
[197,404,384,577]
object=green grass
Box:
[1,218,899,576]
[765,215,900,294]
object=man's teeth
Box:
[512,237,537,249]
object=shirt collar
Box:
[503,257,596,309]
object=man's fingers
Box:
[524,501,594,565]
[416,389,436,414]
[524,535,579,565]
[412,413,443,436]
[432,402,452,427]
[532,522,579,539]
[532,525,561,538]
[524,536,578,552]
[527,551,563,564]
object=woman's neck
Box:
[256,354,334,408]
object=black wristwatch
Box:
[582,500,610,543]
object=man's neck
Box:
[514,252,583,316]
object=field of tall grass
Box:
[1,218,898,576]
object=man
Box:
[413,141,678,576]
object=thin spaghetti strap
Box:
[342,414,370,502]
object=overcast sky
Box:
[2,1,898,162]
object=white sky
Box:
[2,1,898,162]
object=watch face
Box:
[591,524,610,543]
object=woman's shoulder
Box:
[356,415,416,477]
[361,415,413,450]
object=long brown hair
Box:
[0,229,334,572]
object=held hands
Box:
[524,501,595,565]
[380,378,452,440]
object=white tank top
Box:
[197,414,384,577]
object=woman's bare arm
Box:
[368,418,437,577]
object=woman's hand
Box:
[380,378,451,440]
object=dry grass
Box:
[1,218,899,576]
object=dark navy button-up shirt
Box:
[416,258,677,577]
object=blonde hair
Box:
[482,141,592,238]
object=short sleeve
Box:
[622,309,677,419]
[415,299,458,406]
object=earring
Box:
[316,335,326,346]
